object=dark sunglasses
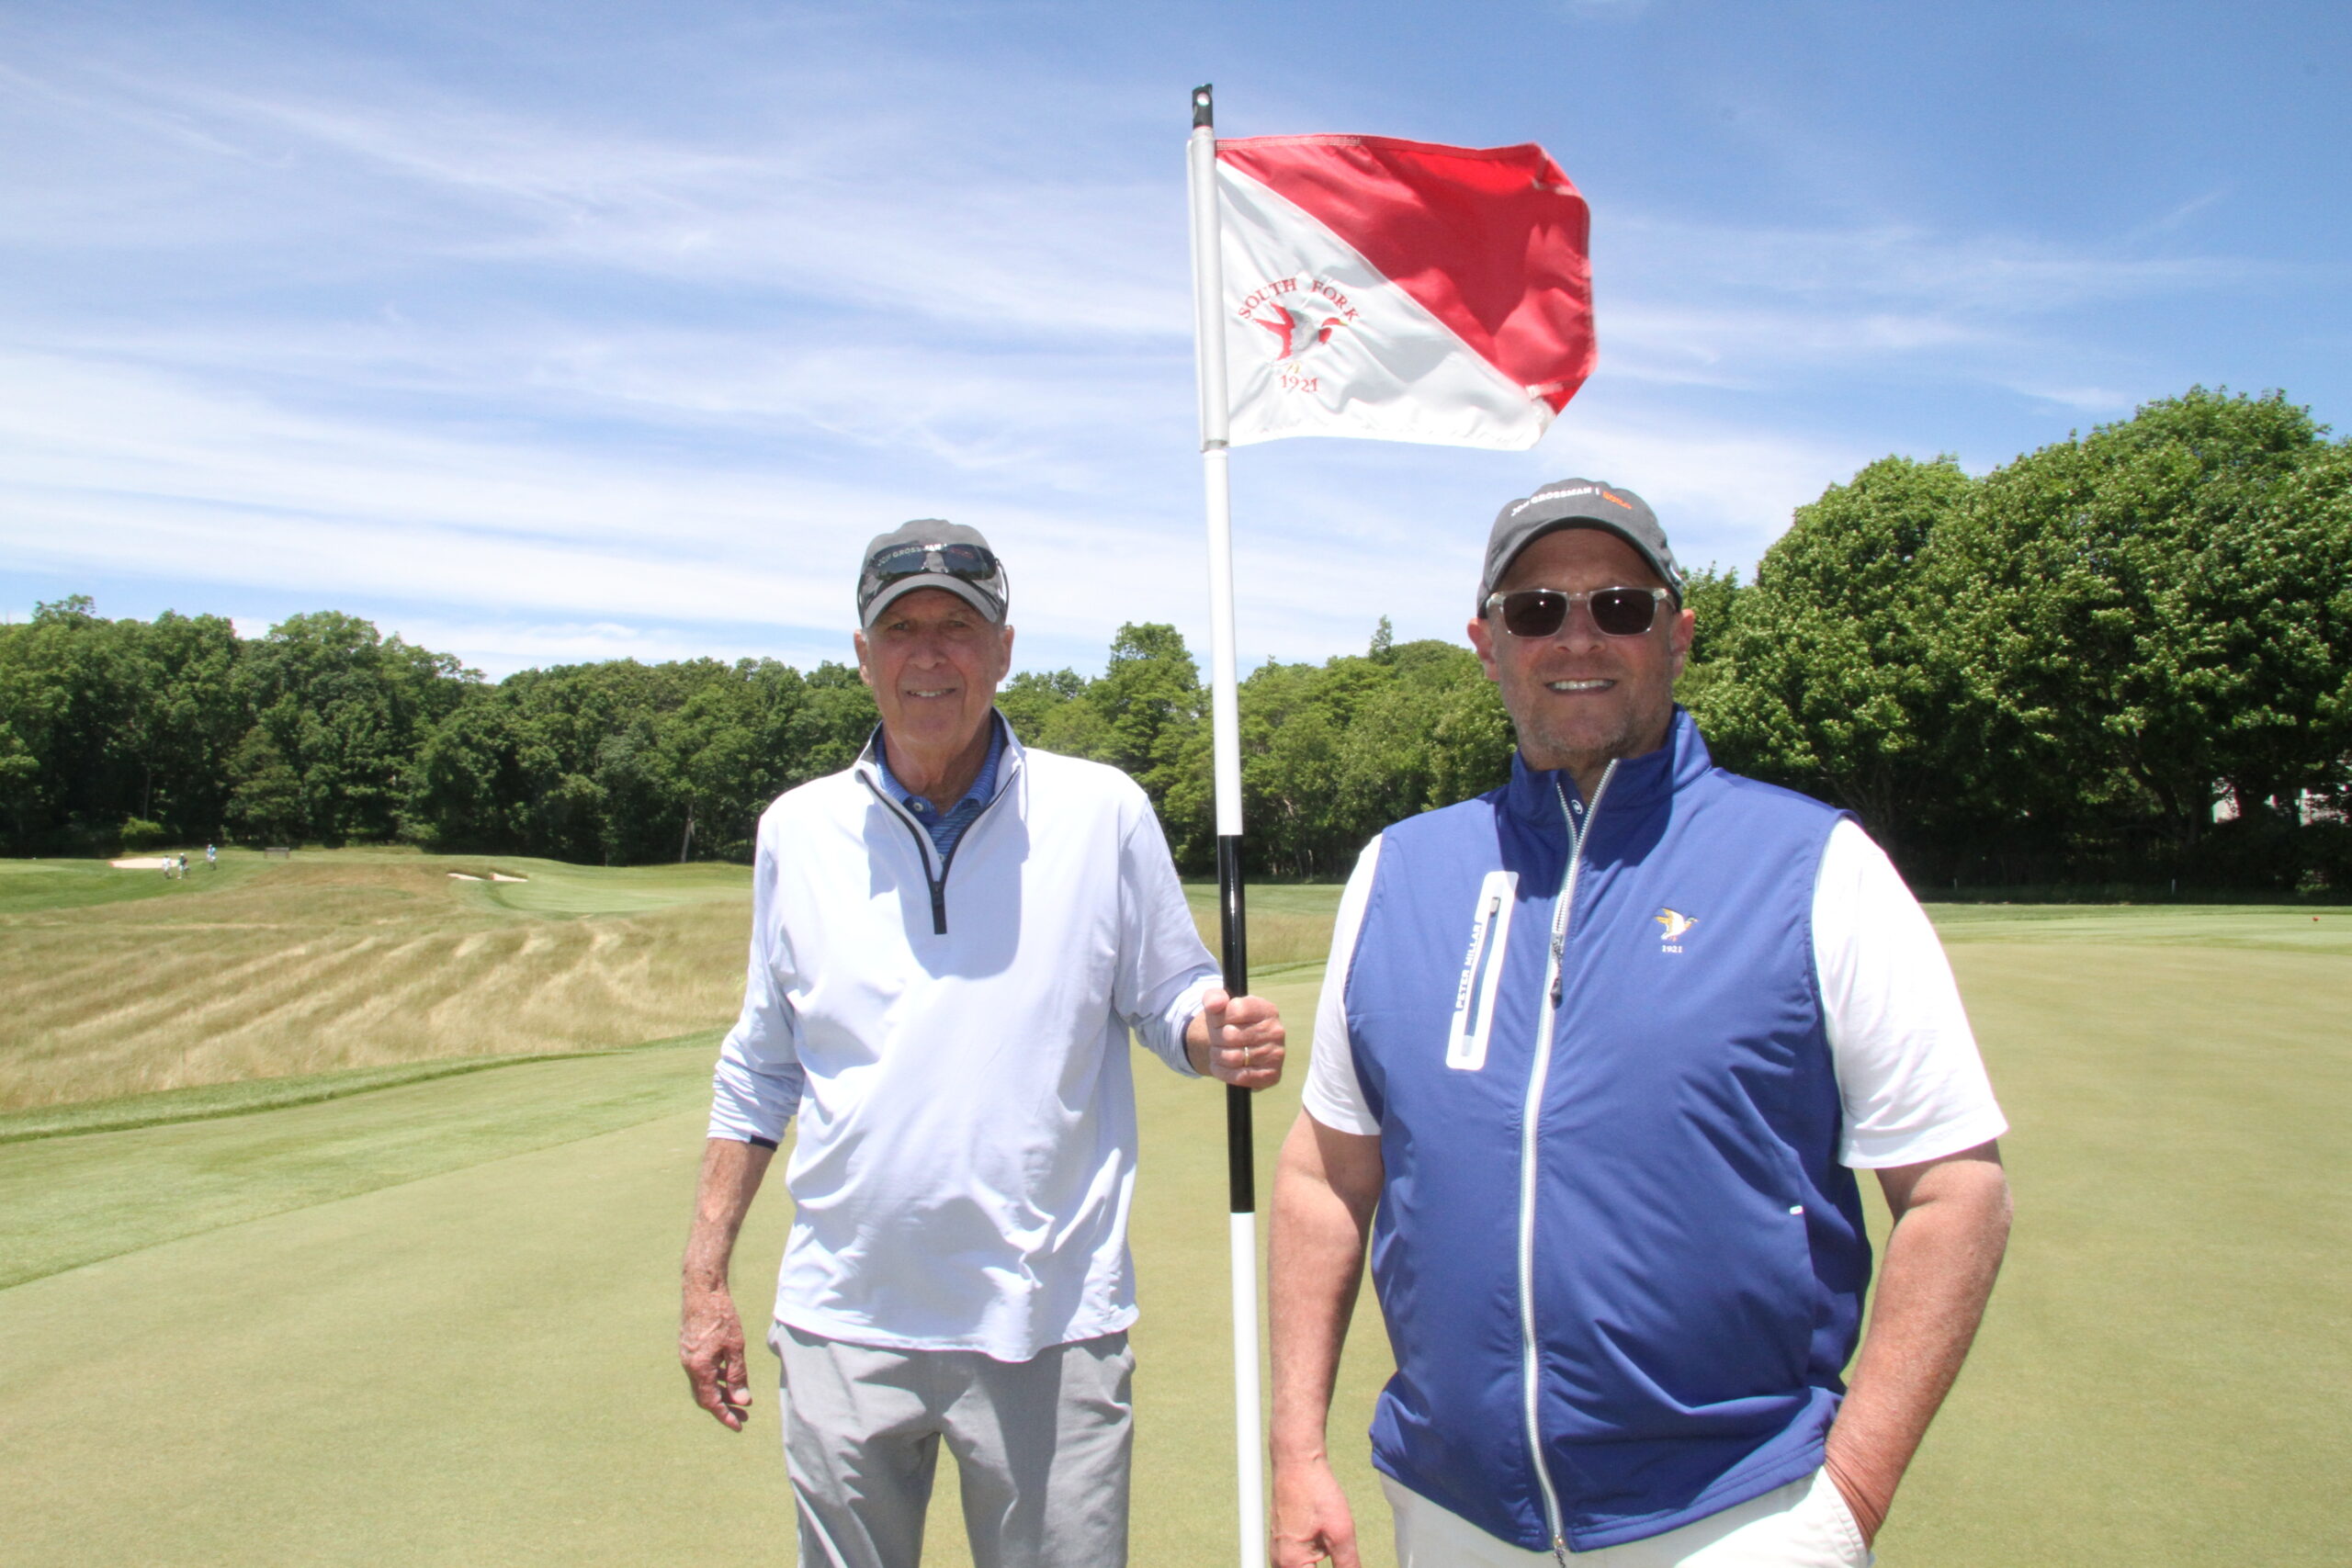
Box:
[865,541,1001,583]
[1484,586,1672,638]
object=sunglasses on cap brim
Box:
[865,541,1002,583]
[1484,586,1673,638]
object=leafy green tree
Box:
[658,659,824,862]
[119,612,245,839]
[593,714,684,865]
[0,720,36,849]
[796,661,879,778]
[232,612,476,844]
[0,599,135,849]
[1932,388,2345,853]
[2240,444,2352,810]
[0,598,245,851]
[1237,659,1349,878]
[1340,639,1512,841]
[1671,565,1744,714]
[1158,629,1514,879]
[996,669,1087,744]
[224,729,307,846]
[401,697,526,852]
[1090,623,1203,792]
[1691,456,1977,852]
[1034,698,1117,762]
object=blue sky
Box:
[4,0,2347,677]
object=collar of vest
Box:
[1503,705,1713,824]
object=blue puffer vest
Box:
[1345,710,1864,1552]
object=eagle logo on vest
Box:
[1655,908,1697,952]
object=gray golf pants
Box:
[772,1322,1134,1568]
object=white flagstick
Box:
[1187,83,1266,1568]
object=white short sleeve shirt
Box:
[1303,818,2007,1168]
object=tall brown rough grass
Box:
[0,854,752,1111]
[2,853,1348,1114]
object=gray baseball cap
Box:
[1479,479,1684,612]
[855,519,1010,627]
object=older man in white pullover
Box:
[680,520,1286,1568]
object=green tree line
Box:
[6,388,2347,890]
[1686,388,2352,891]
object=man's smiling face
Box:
[1465,526,1693,781]
[854,588,1014,759]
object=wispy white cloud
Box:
[1595,216,2270,393]
[4,44,1192,343]
[0,347,1218,663]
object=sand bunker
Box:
[491,873,528,883]
[447,873,485,882]
[110,858,174,870]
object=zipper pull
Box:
[1553,1537,1571,1566]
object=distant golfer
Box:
[1268,480,2011,1567]
[681,520,1286,1568]
[206,843,217,867]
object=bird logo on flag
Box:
[1248,298,1349,362]
[1655,908,1698,942]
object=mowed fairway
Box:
[0,872,2346,1564]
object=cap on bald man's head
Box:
[855,519,1010,627]
[1480,479,1682,611]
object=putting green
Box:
[447,856,753,918]
[1884,935,2350,1565]
[0,973,1351,1568]
[0,910,2346,1564]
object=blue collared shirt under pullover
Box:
[872,714,1007,861]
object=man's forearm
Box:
[1269,1119,1375,1461]
[1824,1146,2011,1539]
[684,1135,774,1291]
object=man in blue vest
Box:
[1267,480,2011,1567]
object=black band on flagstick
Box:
[1216,832,1255,1214]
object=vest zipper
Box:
[1463,892,1502,1034]
[1446,870,1517,1071]
[1517,760,1616,1562]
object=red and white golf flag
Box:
[1213,135,1594,450]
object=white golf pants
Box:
[1385,1469,1874,1568]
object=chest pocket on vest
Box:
[1444,869,1518,1071]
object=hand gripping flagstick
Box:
[1186,82,1267,1568]
[1187,83,1596,1564]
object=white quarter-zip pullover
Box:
[708,727,1218,1362]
